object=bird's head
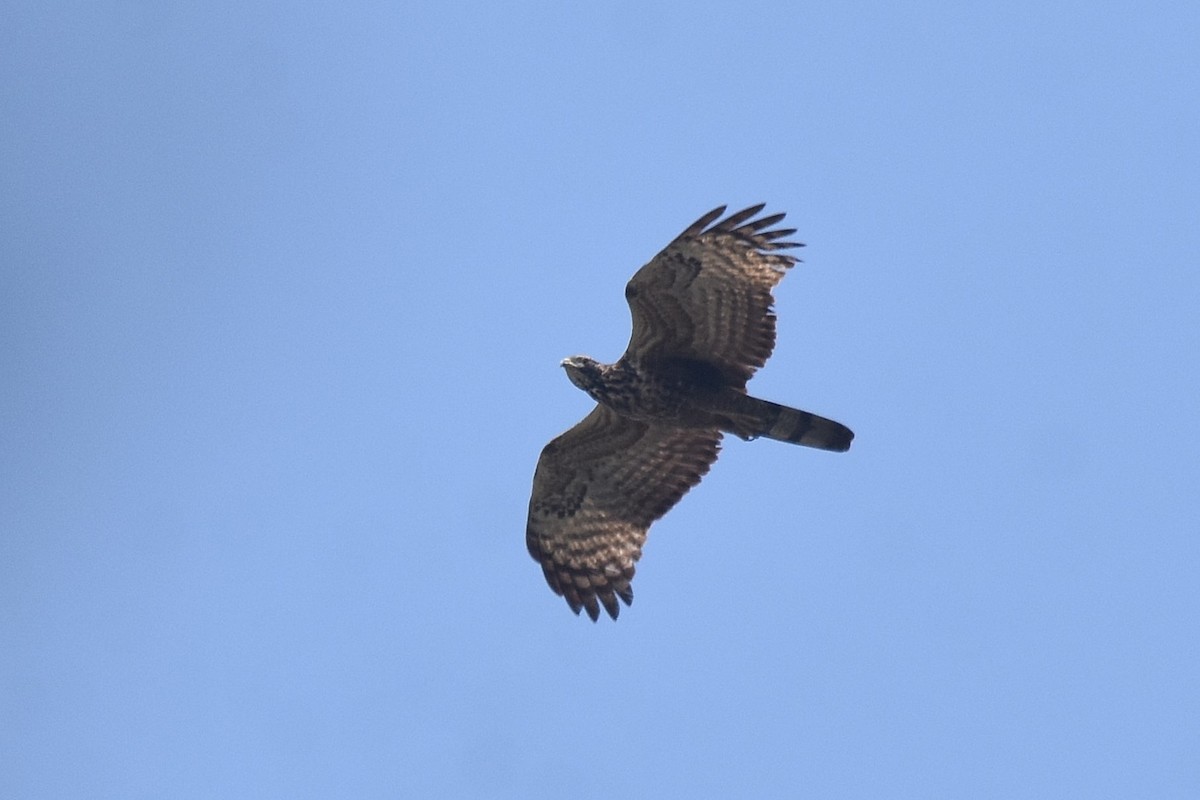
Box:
[561,355,603,392]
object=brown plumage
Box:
[526,205,853,621]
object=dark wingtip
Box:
[717,204,768,230]
[540,560,637,622]
[683,205,728,236]
[573,578,635,621]
[685,205,804,261]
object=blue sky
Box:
[3,2,1198,797]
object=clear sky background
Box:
[3,2,1198,798]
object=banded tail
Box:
[718,392,854,452]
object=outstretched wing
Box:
[526,406,722,621]
[623,204,802,386]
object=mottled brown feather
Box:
[526,406,722,620]
[624,204,802,385]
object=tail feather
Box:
[720,393,854,452]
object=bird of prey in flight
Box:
[526,205,853,620]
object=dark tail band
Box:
[725,394,854,452]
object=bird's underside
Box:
[526,204,853,621]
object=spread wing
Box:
[526,406,722,620]
[623,204,802,386]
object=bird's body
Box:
[527,205,853,620]
[563,354,851,446]
[563,356,722,427]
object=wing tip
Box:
[567,583,632,621]
[531,548,637,622]
[685,204,805,257]
[684,205,728,236]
